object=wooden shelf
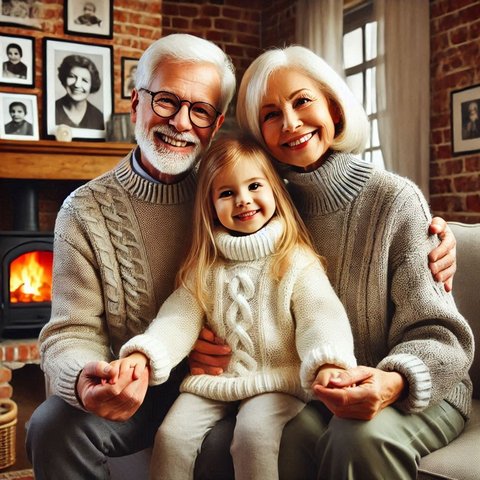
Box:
[0,139,134,180]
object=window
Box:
[343,1,384,168]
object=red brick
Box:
[431,178,453,194]
[454,175,480,192]
[466,194,480,211]
[0,367,12,384]
[0,383,13,399]
[192,17,212,29]
[179,6,199,17]
[466,156,480,171]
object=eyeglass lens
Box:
[151,91,218,128]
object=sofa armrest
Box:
[448,222,480,398]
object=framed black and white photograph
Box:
[121,57,138,99]
[64,0,113,39]
[0,34,35,87]
[43,38,113,141]
[106,113,135,142]
[451,84,480,155]
[0,0,42,29]
[0,92,39,140]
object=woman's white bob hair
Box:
[236,45,369,154]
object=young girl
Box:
[117,134,356,480]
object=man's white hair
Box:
[135,33,236,115]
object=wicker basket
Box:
[0,399,17,470]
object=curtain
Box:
[296,0,344,75]
[375,0,430,197]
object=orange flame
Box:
[9,251,53,303]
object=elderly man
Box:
[26,33,456,480]
[26,33,235,480]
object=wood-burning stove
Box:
[0,184,53,338]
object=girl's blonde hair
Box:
[177,133,324,311]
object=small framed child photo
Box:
[0,33,35,87]
[65,0,113,39]
[0,92,39,140]
[121,57,138,99]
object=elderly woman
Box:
[55,54,104,130]
[227,45,474,480]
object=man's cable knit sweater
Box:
[120,219,357,402]
[39,152,196,408]
[281,151,474,419]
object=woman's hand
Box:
[313,366,405,420]
[428,216,456,292]
[188,327,231,375]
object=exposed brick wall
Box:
[162,0,263,94]
[262,0,296,49]
[430,0,480,223]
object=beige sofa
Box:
[108,222,479,480]
[417,222,480,480]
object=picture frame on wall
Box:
[121,57,138,99]
[451,84,480,155]
[106,113,135,143]
[64,0,113,39]
[0,92,39,140]
[0,34,35,87]
[0,0,42,29]
[44,38,113,141]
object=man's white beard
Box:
[135,122,204,176]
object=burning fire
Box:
[9,251,53,304]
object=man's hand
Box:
[429,216,456,292]
[76,360,149,421]
[313,366,405,420]
[188,327,231,375]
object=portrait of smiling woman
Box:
[55,54,104,130]
[44,39,112,140]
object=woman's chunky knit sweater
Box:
[39,153,197,408]
[281,151,474,418]
[120,219,356,402]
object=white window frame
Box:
[343,1,383,167]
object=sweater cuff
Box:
[300,345,357,391]
[120,334,172,385]
[55,359,88,410]
[377,353,432,412]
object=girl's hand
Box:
[312,365,346,388]
[108,352,149,384]
[188,327,231,375]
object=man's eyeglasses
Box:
[139,88,221,129]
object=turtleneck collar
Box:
[215,218,284,262]
[115,150,197,205]
[281,151,374,214]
